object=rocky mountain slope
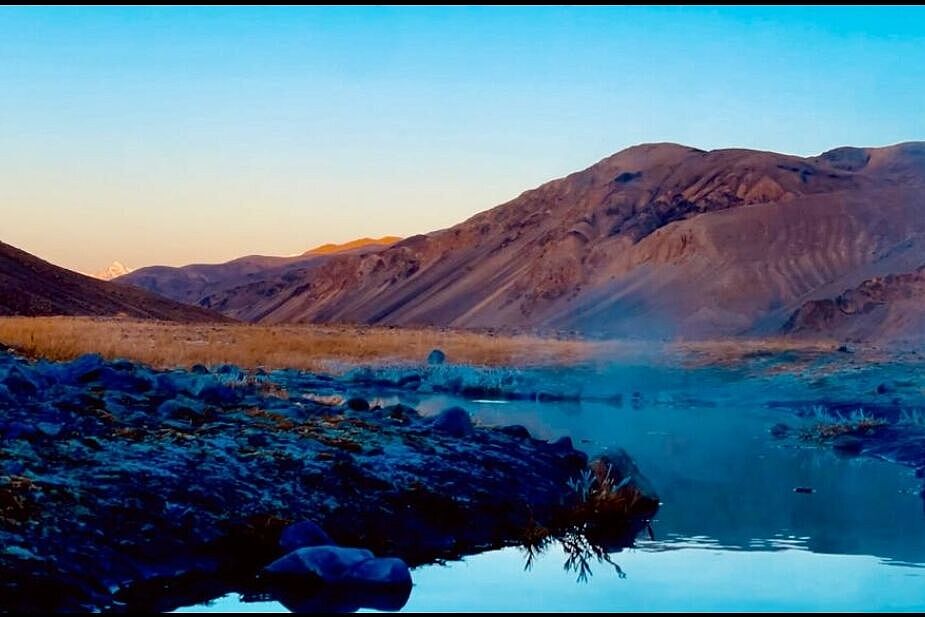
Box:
[160,142,923,339]
[783,265,925,341]
[119,236,400,308]
[0,241,227,322]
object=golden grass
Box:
[0,316,873,373]
[0,316,618,371]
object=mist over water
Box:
[185,356,925,612]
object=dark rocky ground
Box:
[0,351,658,613]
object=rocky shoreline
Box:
[0,351,658,612]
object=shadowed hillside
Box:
[0,241,227,322]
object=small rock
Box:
[383,404,420,422]
[396,374,422,389]
[500,424,531,439]
[832,434,864,456]
[80,436,103,451]
[36,422,63,438]
[96,367,152,393]
[2,421,37,440]
[109,359,136,372]
[3,460,25,475]
[198,383,238,406]
[247,433,272,448]
[157,399,200,422]
[793,487,815,494]
[264,546,374,583]
[769,423,790,438]
[4,546,39,561]
[3,367,39,397]
[346,397,370,412]
[550,436,574,452]
[63,354,106,383]
[875,383,894,395]
[341,557,412,588]
[431,406,473,437]
[216,363,242,376]
[279,521,334,553]
[426,349,446,365]
[837,345,852,354]
[190,364,210,375]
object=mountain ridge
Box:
[121,141,925,340]
[118,236,402,308]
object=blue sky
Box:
[1,6,923,272]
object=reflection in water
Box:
[254,584,411,613]
[178,362,925,612]
[522,529,627,583]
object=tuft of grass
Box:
[799,406,888,442]
[899,409,925,426]
[0,316,615,371]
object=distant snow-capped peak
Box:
[93,261,133,281]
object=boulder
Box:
[279,521,334,553]
[264,546,374,583]
[197,383,238,406]
[341,557,411,588]
[832,434,864,455]
[426,349,446,365]
[396,374,422,389]
[431,406,473,437]
[157,399,202,423]
[383,404,420,423]
[62,354,106,383]
[500,424,532,439]
[345,397,370,412]
[95,367,152,393]
[1,421,37,440]
[0,384,13,405]
[2,367,39,397]
[216,363,243,377]
[36,422,63,438]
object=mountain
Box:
[0,241,228,322]
[118,236,400,308]
[118,142,925,340]
[782,265,925,341]
[304,236,402,256]
[92,261,133,281]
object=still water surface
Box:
[179,364,925,612]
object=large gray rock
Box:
[341,557,411,588]
[431,406,473,437]
[279,521,333,553]
[264,546,374,583]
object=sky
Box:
[1,6,924,273]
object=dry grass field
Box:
[0,316,868,373]
[0,316,620,371]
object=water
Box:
[179,363,925,612]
